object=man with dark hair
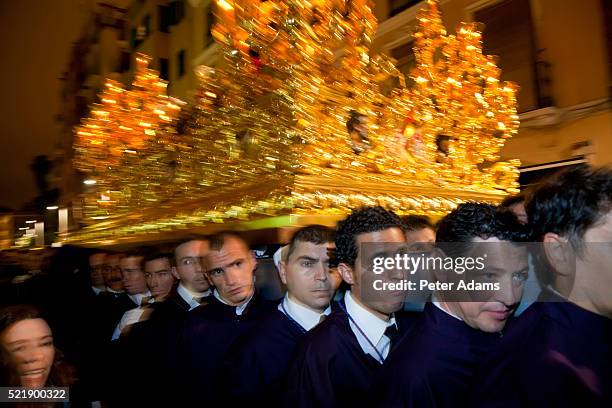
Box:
[169,238,211,313]
[474,165,612,407]
[179,231,275,401]
[143,251,176,303]
[88,252,107,296]
[402,214,436,244]
[285,206,412,407]
[375,203,530,407]
[112,250,151,340]
[97,253,134,339]
[500,192,528,225]
[220,225,339,404]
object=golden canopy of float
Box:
[66,0,520,247]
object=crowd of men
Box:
[2,164,611,407]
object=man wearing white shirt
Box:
[112,251,150,340]
[169,239,212,312]
[285,206,413,408]
[221,225,339,405]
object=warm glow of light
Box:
[217,0,234,12]
[83,179,97,185]
[46,205,59,210]
[25,220,36,224]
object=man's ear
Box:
[338,263,356,285]
[542,233,573,277]
[428,247,447,281]
[278,260,288,285]
[171,266,180,280]
[204,271,214,286]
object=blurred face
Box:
[280,241,335,312]
[339,227,407,319]
[576,211,612,316]
[89,253,106,287]
[205,236,256,306]
[120,255,147,295]
[144,258,176,301]
[172,240,210,293]
[103,254,124,292]
[1,318,55,388]
[405,227,436,245]
[508,202,528,225]
[445,238,529,333]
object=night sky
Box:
[0,0,90,210]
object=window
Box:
[177,50,186,78]
[159,5,171,33]
[172,1,186,25]
[119,51,131,72]
[205,4,215,48]
[475,0,551,112]
[142,14,151,38]
[160,58,169,80]
[389,0,422,17]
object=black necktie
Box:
[384,323,399,351]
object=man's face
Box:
[103,254,124,292]
[172,240,210,293]
[280,241,335,312]
[405,227,435,245]
[205,236,256,306]
[89,253,106,287]
[448,238,529,333]
[120,256,147,295]
[144,258,176,301]
[343,227,407,317]
[576,210,612,315]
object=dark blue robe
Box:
[283,303,416,408]
[178,292,277,401]
[471,289,612,407]
[219,306,306,405]
[372,302,501,408]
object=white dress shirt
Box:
[214,289,253,315]
[344,291,397,363]
[278,294,331,331]
[177,283,212,311]
[127,291,152,307]
[91,286,103,296]
[111,291,152,341]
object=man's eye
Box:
[210,269,223,276]
[513,272,528,282]
[144,273,150,278]
[302,261,315,267]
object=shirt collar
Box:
[214,289,253,315]
[105,286,123,294]
[279,293,331,331]
[345,290,395,346]
[128,291,152,307]
[432,293,463,321]
[177,283,211,310]
[91,286,103,296]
